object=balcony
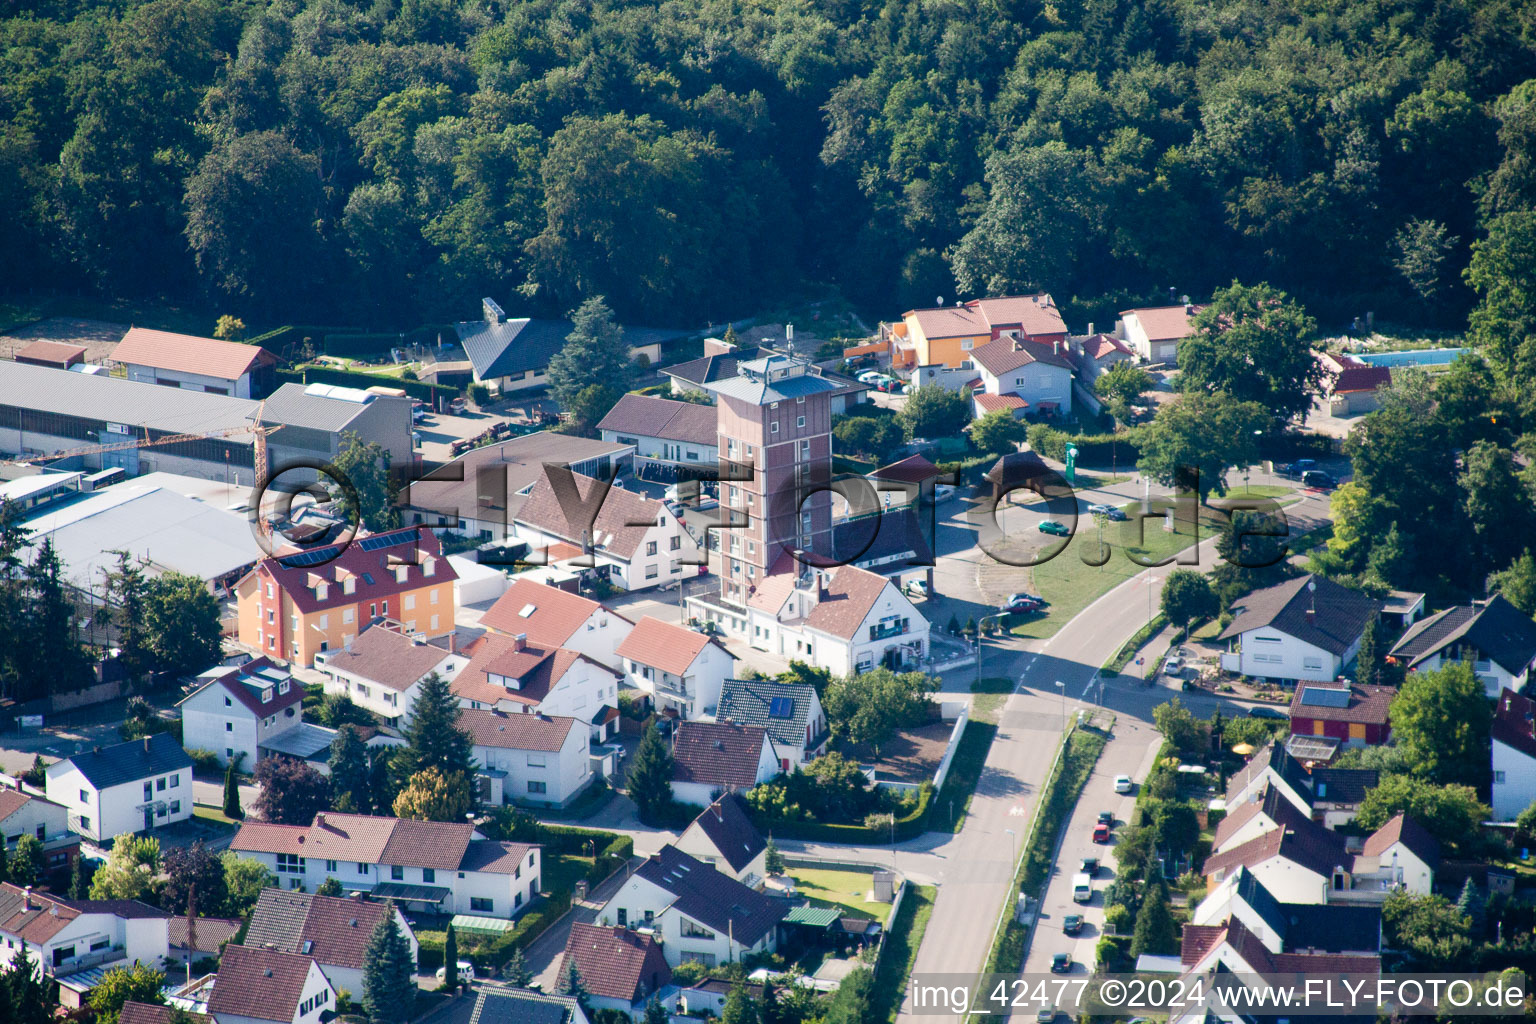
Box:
[54,946,126,977]
[869,621,907,642]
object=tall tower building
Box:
[703,353,838,606]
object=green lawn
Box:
[970,691,1007,723]
[1009,500,1277,639]
[792,868,895,923]
[874,885,937,1023]
[192,805,241,830]
[543,853,595,894]
[934,717,998,832]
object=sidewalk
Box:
[525,861,635,990]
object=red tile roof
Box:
[168,916,242,953]
[0,883,78,944]
[1211,784,1313,852]
[453,633,614,708]
[14,340,87,366]
[515,469,673,560]
[121,1004,213,1024]
[974,393,1027,413]
[906,305,988,340]
[207,945,325,1022]
[868,454,940,484]
[1361,812,1440,868]
[1122,304,1204,342]
[480,579,610,646]
[804,565,896,640]
[1493,687,1536,761]
[1082,334,1133,360]
[616,616,716,676]
[459,707,579,752]
[114,327,276,381]
[316,625,457,691]
[596,393,718,447]
[673,721,770,789]
[970,335,1074,375]
[1288,682,1397,726]
[253,527,454,616]
[185,656,304,718]
[1180,924,1225,964]
[970,295,1069,337]
[232,813,532,873]
[1202,816,1346,881]
[562,923,671,1003]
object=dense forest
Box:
[1,0,1534,328]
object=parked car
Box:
[1051,952,1072,974]
[857,370,885,384]
[1279,458,1317,477]
[1113,774,1133,794]
[1038,520,1071,536]
[1062,914,1083,936]
[1072,873,1093,903]
[1085,503,1127,521]
[906,579,929,598]
[1302,469,1337,489]
[933,484,956,502]
[1005,592,1047,613]
[1080,856,1100,877]
[436,960,475,982]
[1092,822,1111,843]
[877,377,904,393]
[1163,655,1185,677]
[1035,1005,1057,1024]
[1097,811,1115,827]
[1249,705,1289,720]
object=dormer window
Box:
[423,557,436,577]
[489,673,520,691]
[343,577,355,595]
[316,583,328,601]
[279,680,290,695]
[394,566,408,583]
[261,688,273,703]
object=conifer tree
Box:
[363,902,416,1024]
[627,723,674,823]
[442,923,458,989]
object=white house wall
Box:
[1234,629,1341,683]
[1493,738,1536,820]
[473,726,591,807]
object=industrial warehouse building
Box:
[0,362,413,484]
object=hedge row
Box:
[533,825,633,883]
[247,324,362,353]
[1024,423,1140,465]
[416,889,574,972]
[323,324,454,357]
[748,782,933,843]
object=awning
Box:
[782,906,841,928]
[450,914,514,936]
[371,883,451,904]
[591,705,620,725]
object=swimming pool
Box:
[1356,348,1465,367]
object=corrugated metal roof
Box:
[258,383,392,432]
[0,361,259,435]
[783,905,842,927]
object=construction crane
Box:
[28,399,279,489]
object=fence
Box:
[928,702,970,794]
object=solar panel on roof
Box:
[1300,687,1352,708]
[279,547,336,567]
[768,696,794,718]
[358,533,413,551]
[360,572,375,584]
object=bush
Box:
[745,783,932,843]
[185,748,222,774]
[288,364,457,402]
[1024,423,1140,465]
[468,383,490,406]
[1104,903,1131,935]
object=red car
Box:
[1092,822,1111,844]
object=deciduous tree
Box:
[90,836,162,902]
[253,756,331,825]
[88,964,165,1024]
[1388,662,1491,789]
[392,767,475,822]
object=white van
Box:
[1072,873,1092,903]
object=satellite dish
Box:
[1308,579,1317,592]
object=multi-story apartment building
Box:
[235,527,458,667]
[702,353,839,608]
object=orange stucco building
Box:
[236,527,458,667]
[884,293,1069,369]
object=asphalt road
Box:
[896,483,1333,1021]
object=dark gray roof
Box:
[64,733,191,791]
[633,846,788,945]
[1233,868,1380,954]
[717,677,820,752]
[1388,594,1536,673]
[455,315,690,382]
[474,991,574,1024]
[1224,740,1312,807]
[0,360,258,435]
[662,347,760,387]
[688,794,766,873]
[836,507,934,573]
[703,354,841,405]
[1308,768,1378,805]
[259,383,399,432]
[597,393,718,446]
[243,889,309,953]
[1217,574,1381,657]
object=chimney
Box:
[22,886,32,910]
[316,813,326,829]
[143,736,151,753]
[1305,608,1315,625]
[1053,340,1060,355]
[1087,322,1095,336]
[1169,286,1177,302]
[513,632,527,652]
[1185,304,1194,315]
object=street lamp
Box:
[1246,428,1263,494]
[1004,827,1018,868]
[1054,679,1065,724]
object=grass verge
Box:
[1102,613,1168,675]
[875,885,937,1023]
[192,805,241,830]
[934,717,999,833]
[981,726,1109,976]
